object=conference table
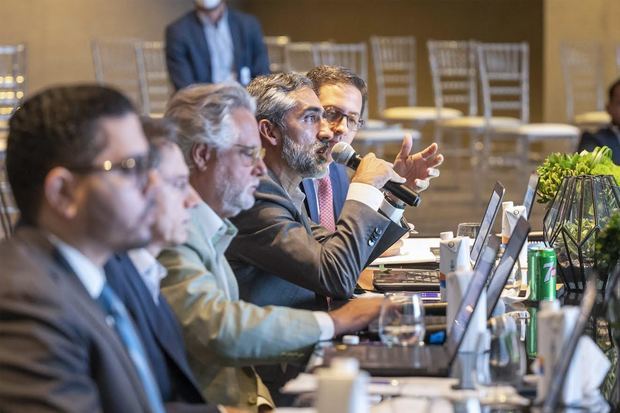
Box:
[275,237,609,413]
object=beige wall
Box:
[0,0,194,95]
[544,0,620,122]
[237,0,544,121]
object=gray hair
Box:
[164,82,256,166]
[247,72,313,129]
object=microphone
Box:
[331,142,421,207]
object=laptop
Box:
[372,182,505,292]
[323,236,501,376]
[522,173,539,220]
[486,217,530,318]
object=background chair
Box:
[92,38,144,111]
[427,40,520,165]
[370,35,461,128]
[137,41,171,118]
[0,44,26,131]
[477,42,579,173]
[264,36,290,73]
[0,153,17,240]
[283,41,320,73]
[561,41,609,130]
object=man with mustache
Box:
[159,82,385,412]
[227,72,441,311]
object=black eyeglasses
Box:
[323,106,365,131]
[67,149,159,188]
[233,144,266,167]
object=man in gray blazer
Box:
[159,82,385,412]
[0,86,164,411]
[227,72,443,311]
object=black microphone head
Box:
[331,142,355,165]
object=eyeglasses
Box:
[323,106,365,131]
[234,144,266,167]
[67,149,159,188]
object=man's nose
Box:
[318,117,336,142]
[252,157,267,177]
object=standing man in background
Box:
[165,0,270,90]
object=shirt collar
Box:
[268,168,306,213]
[194,201,237,255]
[127,248,167,304]
[48,234,105,299]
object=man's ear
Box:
[44,167,80,219]
[258,119,280,148]
[190,143,212,171]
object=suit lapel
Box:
[190,11,212,82]
[15,230,152,411]
[301,179,319,223]
[121,255,203,393]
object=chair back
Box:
[264,36,290,73]
[0,44,26,123]
[92,38,143,111]
[427,40,478,117]
[370,35,417,113]
[283,42,320,73]
[0,154,17,239]
[561,41,604,122]
[137,41,171,117]
[314,42,368,82]
[477,42,529,124]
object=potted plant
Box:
[537,146,620,292]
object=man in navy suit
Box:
[302,65,443,228]
[104,118,242,413]
[577,77,620,165]
[165,0,270,90]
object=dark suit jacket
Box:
[301,163,349,225]
[0,227,152,412]
[226,170,407,311]
[577,126,620,165]
[165,9,270,90]
[104,253,219,413]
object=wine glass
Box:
[456,222,480,241]
[378,292,425,347]
[477,315,526,405]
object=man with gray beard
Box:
[226,72,441,402]
[227,72,437,311]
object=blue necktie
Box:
[98,284,166,413]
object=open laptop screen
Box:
[486,217,530,318]
[522,173,539,220]
[471,182,505,266]
[446,236,500,363]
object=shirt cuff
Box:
[380,197,405,223]
[346,182,384,211]
[313,311,335,341]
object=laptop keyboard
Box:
[374,269,439,284]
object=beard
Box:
[216,175,256,217]
[281,133,329,179]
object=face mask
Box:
[196,0,221,10]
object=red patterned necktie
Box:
[317,176,336,231]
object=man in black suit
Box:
[0,85,164,412]
[577,77,620,165]
[104,118,236,412]
[165,0,270,90]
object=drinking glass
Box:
[487,315,526,385]
[456,222,480,240]
[378,292,425,346]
